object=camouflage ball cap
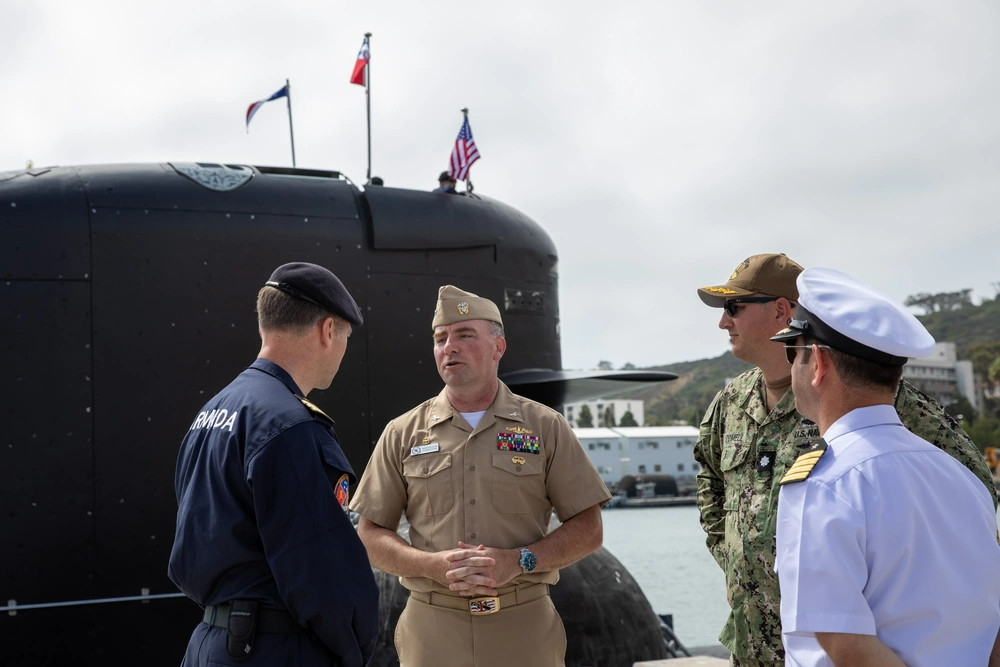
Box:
[432,285,503,329]
[697,253,803,308]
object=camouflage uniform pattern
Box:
[694,369,996,666]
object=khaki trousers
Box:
[395,590,567,667]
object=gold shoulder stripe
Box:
[779,440,828,485]
[299,396,334,424]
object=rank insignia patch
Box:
[757,450,776,474]
[780,440,828,485]
[497,432,540,454]
[335,474,350,508]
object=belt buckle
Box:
[469,596,500,615]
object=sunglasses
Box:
[723,297,777,317]
[783,343,833,365]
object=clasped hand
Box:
[440,541,517,597]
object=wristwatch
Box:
[518,547,537,574]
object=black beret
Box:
[438,170,456,183]
[265,262,363,326]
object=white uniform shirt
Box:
[776,404,1000,667]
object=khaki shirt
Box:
[350,381,611,593]
[694,370,996,664]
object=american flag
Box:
[448,117,480,181]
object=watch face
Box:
[520,548,536,572]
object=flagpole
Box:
[285,78,297,167]
[365,32,372,183]
[461,107,474,194]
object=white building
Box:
[564,398,645,427]
[903,342,978,412]
[573,425,700,487]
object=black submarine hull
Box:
[0,162,671,664]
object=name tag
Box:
[410,443,440,456]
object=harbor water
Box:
[600,504,730,650]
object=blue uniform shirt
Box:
[168,358,378,665]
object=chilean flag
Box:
[350,37,370,86]
[245,85,288,130]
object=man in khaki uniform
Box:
[693,253,996,667]
[350,285,611,667]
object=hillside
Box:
[625,294,1000,426]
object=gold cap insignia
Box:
[706,286,739,295]
[512,456,526,465]
[457,301,469,315]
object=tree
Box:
[603,406,616,427]
[619,410,639,427]
[969,342,1000,379]
[576,404,594,428]
[597,360,613,370]
[904,289,973,315]
[621,362,636,370]
[966,415,1000,450]
[946,393,976,422]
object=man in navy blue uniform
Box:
[168,262,379,666]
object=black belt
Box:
[203,603,304,634]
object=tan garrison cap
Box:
[431,285,503,329]
[697,253,803,308]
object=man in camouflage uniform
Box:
[693,253,996,666]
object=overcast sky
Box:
[5,1,999,370]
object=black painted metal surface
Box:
[0,162,670,665]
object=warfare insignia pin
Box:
[512,456,526,465]
[335,474,350,509]
[457,301,469,315]
[507,425,533,434]
[422,436,431,444]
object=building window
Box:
[588,443,595,450]
[654,464,662,472]
[677,463,684,472]
[638,465,647,473]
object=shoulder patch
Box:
[779,440,828,485]
[334,473,350,508]
[298,396,334,424]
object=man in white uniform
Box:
[771,267,1000,667]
